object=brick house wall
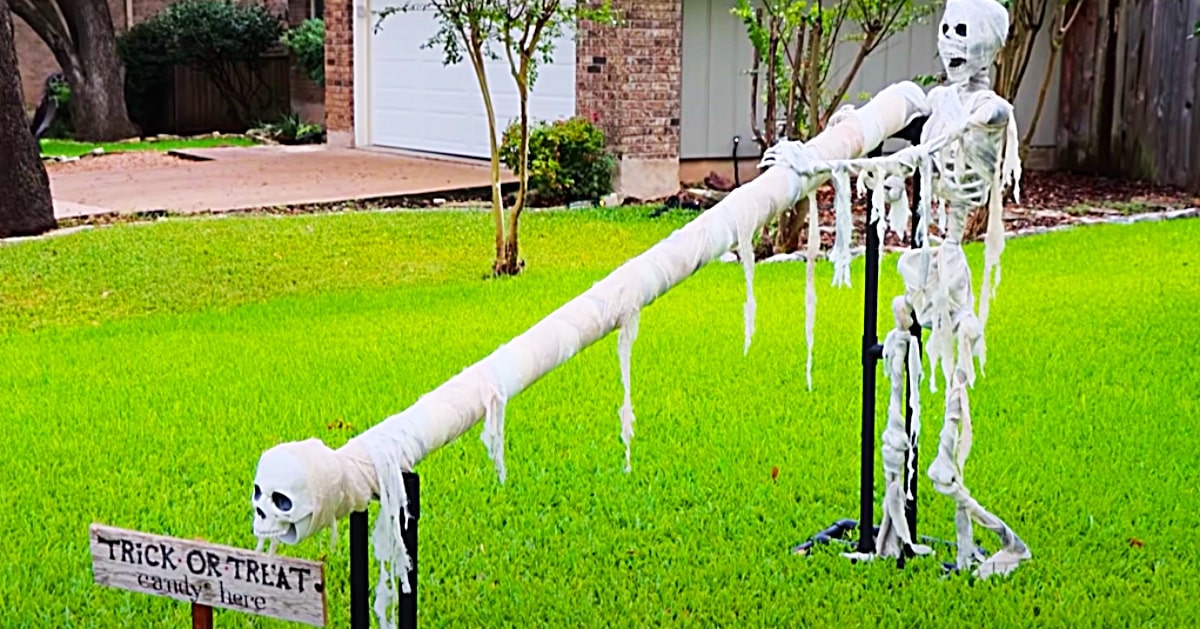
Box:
[322,0,353,146]
[576,0,682,199]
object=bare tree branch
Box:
[7,0,77,73]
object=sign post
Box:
[89,524,327,627]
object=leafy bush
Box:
[252,113,325,144]
[500,117,615,207]
[119,0,286,129]
[42,75,74,139]
[117,17,175,130]
[282,19,325,86]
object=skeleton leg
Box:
[876,296,931,557]
[928,362,1030,576]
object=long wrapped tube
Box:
[251,82,929,629]
[354,80,925,472]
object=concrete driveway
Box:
[48,145,512,219]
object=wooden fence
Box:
[160,52,292,135]
[1059,0,1200,192]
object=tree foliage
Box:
[376,0,616,277]
[733,0,937,152]
[282,18,326,86]
[119,0,286,129]
[734,0,936,256]
[992,0,1049,102]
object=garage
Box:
[366,3,578,159]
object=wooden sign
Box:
[89,524,326,627]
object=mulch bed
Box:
[671,169,1199,250]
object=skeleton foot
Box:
[977,545,1032,578]
[930,376,1029,576]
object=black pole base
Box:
[350,471,421,629]
[792,520,972,565]
[792,519,873,556]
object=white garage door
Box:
[368,4,577,158]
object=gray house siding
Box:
[680,0,1062,160]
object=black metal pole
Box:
[903,166,924,556]
[350,472,421,629]
[399,472,420,629]
[350,510,370,629]
[856,144,885,555]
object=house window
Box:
[311,0,324,19]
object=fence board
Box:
[165,53,291,135]
[1062,0,1200,192]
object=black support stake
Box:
[399,472,420,629]
[350,471,422,629]
[856,142,886,555]
[903,165,925,559]
[350,510,370,629]
[889,116,929,563]
[792,116,931,564]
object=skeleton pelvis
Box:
[896,245,974,329]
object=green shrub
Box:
[500,117,615,207]
[42,75,74,139]
[282,19,325,86]
[118,17,174,130]
[252,112,325,144]
[119,0,286,130]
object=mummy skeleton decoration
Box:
[249,2,1027,623]
[766,0,1028,575]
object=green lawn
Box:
[39,135,258,158]
[1,209,1198,627]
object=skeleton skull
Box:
[252,445,316,546]
[938,0,1009,86]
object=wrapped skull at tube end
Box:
[252,438,376,547]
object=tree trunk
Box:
[963,204,987,241]
[460,32,506,275]
[61,0,138,140]
[10,0,138,141]
[0,1,57,237]
[776,197,808,253]
[495,74,529,278]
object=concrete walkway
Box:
[48,145,511,219]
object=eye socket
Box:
[955,23,967,37]
[942,23,949,35]
[272,492,293,512]
[253,484,262,501]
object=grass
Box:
[1,208,1198,627]
[39,136,258,158]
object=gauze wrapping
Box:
[830,166,855,287]
[938,0,1010,88]
[737,203,757,355]
[617,309,640,472]
[804,191,819,390]
[264,439,376,539]
[977,113,1022,366]
[482,342,525,483]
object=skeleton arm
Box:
[966,93,1012,130]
